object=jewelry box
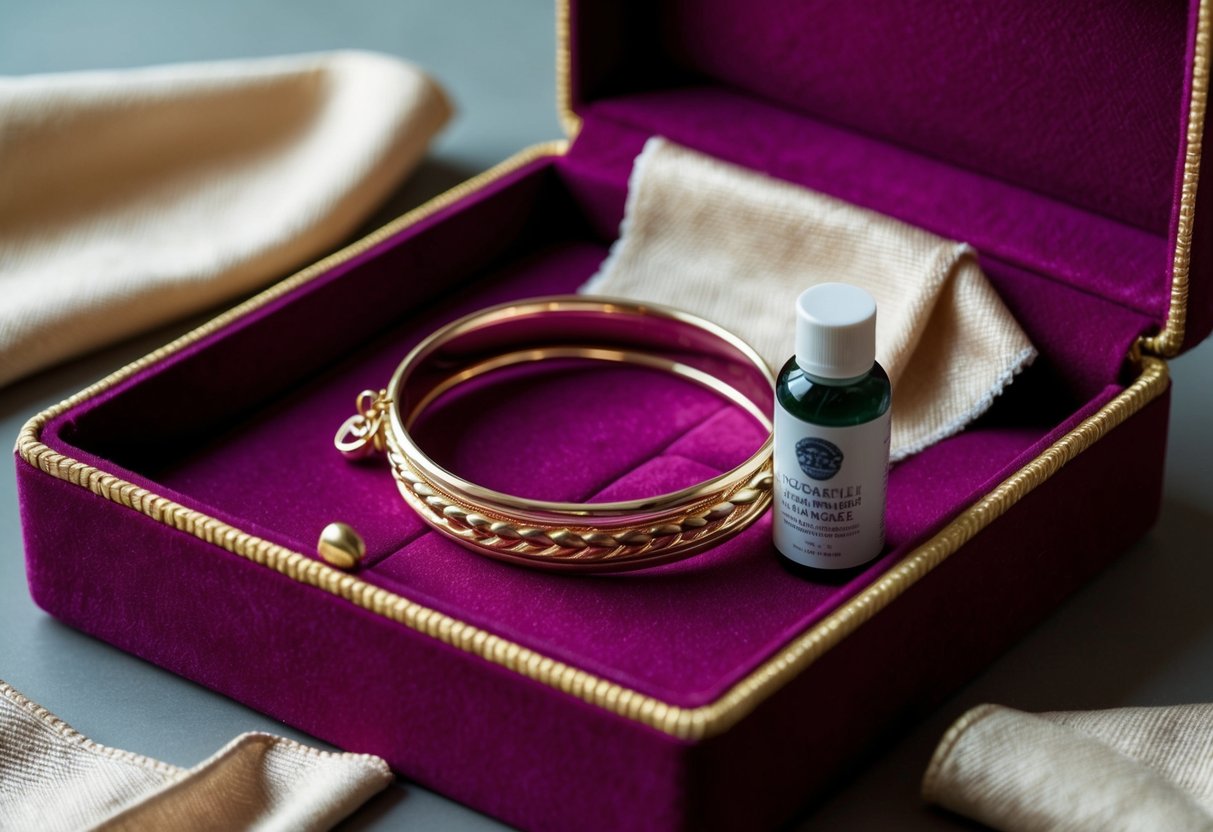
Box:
[16,1,1210,828]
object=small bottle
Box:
[772,283,891,572]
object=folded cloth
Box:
[923,703,1213,831]
[0,50,451,388]
[581,138,1036,461]
[0,679,392,831]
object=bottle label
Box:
[772,407,890,569]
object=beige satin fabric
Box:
[0,680,392,831]
[582,138,1036,461]
[0,50,451,388]
[924,703,1213,831]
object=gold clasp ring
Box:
[334,389,392,459]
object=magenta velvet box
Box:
[15,1,1212,830]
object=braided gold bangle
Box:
[335,296,774,573]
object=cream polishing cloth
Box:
[582,138,1037,461]
[0,50,451,388]
[923,703,1213,831]
[0,679,392,831]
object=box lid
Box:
[558,0,1211,356]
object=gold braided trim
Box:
[680,357,1170,738]
[556,0,581,138]
[17,276,1170,746]
[1142,0,1209,357]
[10,4,1188,742]
[11,120,1176,739]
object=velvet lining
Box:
[663,1,1185,232]
[567,0,1213,347]
[563,91,1172,325]
[16,376,1173,832]
[38,152,1158,707]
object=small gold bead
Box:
[317,522,366,569]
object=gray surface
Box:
[2,2,1212,829]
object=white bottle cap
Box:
[794,283,877,380]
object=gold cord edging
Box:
[556,0,581,139]
[690,359,1169,738]
[19,4,1196,734]
[1143,0,1209,356]
[16,313,1169,740]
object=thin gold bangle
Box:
[335,296,775,572]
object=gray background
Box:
[1,2,1211,829]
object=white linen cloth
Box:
[0,50,451,387]
[924,703,1213,831]
[583,137,1037,461]
[0,679,392,831]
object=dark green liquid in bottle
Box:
[776,357,892,428]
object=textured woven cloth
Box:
[582,137,1036,461]
[924,703,1213,831]
[0,50,451,388]
[0,679,392,831]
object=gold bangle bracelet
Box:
[334,296,775,573]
